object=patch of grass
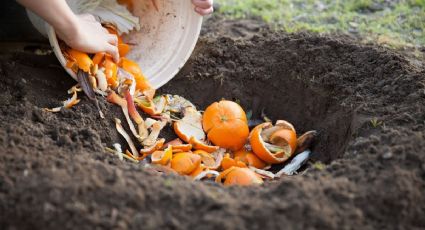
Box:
[216,0,425,48]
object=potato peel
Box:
[124,89,148,140]
[193,170,220,181]
[115,118,139,157]
[248,166,275,179]
[275,150,311,177]
[295,130,317,154]
[142,120,166,146]
[107,91,141,141]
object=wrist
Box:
[55,11,80,45]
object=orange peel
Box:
[140,138,165,155]
[118,43,131,57]
[163,138,192,152]
[151,146,173,165]
[65,49,93,73]
[234,148,267,169]
[103,56,119,88]
[173,107,205,143]
[269,128,297,155]
[134,95,167,116]
[221,153,247,170]
[119,57,155,100]
[170,152,201,175]
[249,122,294,164]
[189,164,206,178]
[193,150,217,169]
[215,167,263,186]
[63,91,81,109]
[189,136,219,153]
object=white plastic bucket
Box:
[27,0,203,89]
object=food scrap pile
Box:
[46,0,317,186]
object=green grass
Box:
[216,0,425,49]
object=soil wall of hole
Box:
[0,16,424,229]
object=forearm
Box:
[17,0,78,39]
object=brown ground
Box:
[1,16,425,230]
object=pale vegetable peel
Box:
[115,118,139,157]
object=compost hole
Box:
[161,66,354,165]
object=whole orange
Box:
[202,100,249,151]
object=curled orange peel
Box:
[249,122,295,164]
[189,137,219,153]
[170,152,201,175]
[173,107,205,143]
[221,153,247,170]
[65,49,93,73]
[234,148,267,169]
[151,146,173,165]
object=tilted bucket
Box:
[27,0,203,89]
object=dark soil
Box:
[1,16,425,230]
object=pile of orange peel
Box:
[45,1,317,186]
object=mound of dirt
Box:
[1,16,424,229]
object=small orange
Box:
[216,167,263,186]
[202,100,249,151]
[170,152,201,175]
[234,148,267,169]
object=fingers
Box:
[192,0,213,9]
[194,6,214,16]
[105,44,120,63]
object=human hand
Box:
[57,14,119,62]
[192,0,214,15]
